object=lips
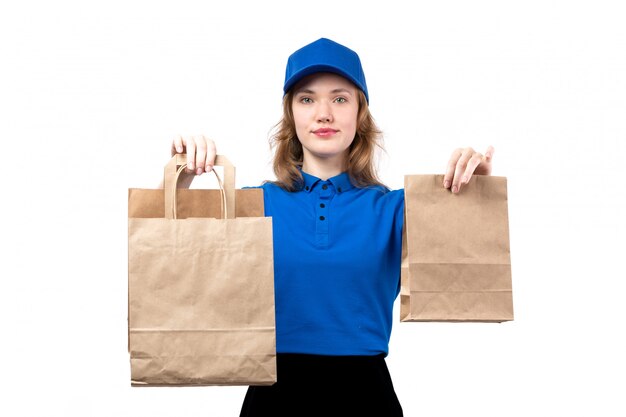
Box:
[312,128,338,137]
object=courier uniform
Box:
[240,169,405,417]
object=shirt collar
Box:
[299,169,354,194]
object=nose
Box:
[316,102,333,123]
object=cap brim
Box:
[283,64,366,97]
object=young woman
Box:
[170,38,493,416]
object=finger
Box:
[172,135,185,156]
[484,145,495,162]
[194,135,207,175]
[205,138,217,172]
[443,148,463,189]
[461,153,484,185]
[451,147,474,193]
[185,137,196,173]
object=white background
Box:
[1,0,625,416]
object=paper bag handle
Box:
[163,154,236,220]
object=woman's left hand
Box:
[443,146,494,193]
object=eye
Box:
[300,97,313,104]
[334,97,347,103]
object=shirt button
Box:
[320,203,325,208]
[305,186,310,191]
[322,184,328,190]
[319,216,325,221]
[337,187,342,193]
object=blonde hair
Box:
[268,89,387,191]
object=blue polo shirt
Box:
[251,170,405,356]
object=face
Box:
[291,72,359,168]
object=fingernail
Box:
[443,180,450,188]
[462,176,468,183]
[452,185,458,193]
[206,165,213,172]
[196,168,203,175]
[177,146,183,152]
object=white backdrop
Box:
[1,1,625,416]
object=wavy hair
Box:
[268,89,387,191]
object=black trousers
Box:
[240,353,403,417]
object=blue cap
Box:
[283,38,369,103]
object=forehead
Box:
[293,72,358,93]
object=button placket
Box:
[315,181,333,247]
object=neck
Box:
[301,154,346,180]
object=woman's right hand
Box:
[171,134,217,175]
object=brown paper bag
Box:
[400,174,513,322]
[128,154,277,386]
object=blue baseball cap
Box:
[283,37,369,103]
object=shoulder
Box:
[349,185,404,219]
[242,180,279,191]
[243,181,293,197]
[357,184,404,202]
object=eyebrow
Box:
[294,88,354,95]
